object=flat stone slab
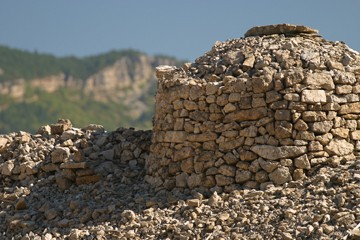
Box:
[244,24,319,37]
[250,145,307,160]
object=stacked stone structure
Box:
[0,119,151,190]
[146,24,360,191]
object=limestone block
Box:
[302,111,327,122]
[51,147,70,163]
[255,170,269,183]
[284,93,300,101]
[325,139,354,156]
[121,149,134,162]
[294,119,308,131]
[301,90,326,103]
[258,158,279,173]
[268,166,292,185]
[336,85,353,94]
[100,149,114,160]
[1,160,14,176]
[218,165,236,177]
[242,54,255,71]
[311,121,333,134]
[275,121,292,139]
[216,94,229,106]
[331,128,349,138]
[41,163,59,172]
[296,131,315,141]
[144,175,163,188]
[215,174,234,186]
[238,96,252,109]
[305,72,334,90]
[167,85,190,102]
[180,159,194,174]
[76,169,95,177]
[183,100,198,111]
[228,93,241,102]
[284,69,304,87]
[223,152,238,164]
[155,65,177,80]
[244,24,318,37]
[189,85,205,101]
[235,170,252,183]
[75,175,101,185]
[157,131,187,143]
[334,72,356,85]
[293,169,305,181]
[308,141,323,151]
[223,50,245,65]
[353,85,360,93]
[239,150,258,161]
[174,147,193,161]
[223,103,236,113]
[223,107,267,123]
[56,175,73,190]
[187,132,217,142]
[50,119,72,135]
[206,167,218,175]
[60,162,88,169]
[15,197,27,210]
[350,130,360,140]
[250,145,307,160]
[173,100,183,110]
[252,76,274,93]
[206,83,220,95]
[189,110,209,122]
[339,102,360,114]
[198,151,215,162]
[326,60,344,71]
[0,137,9,151]
[240,126,258,137]
[175,172,188,187]
[219,138,244,151]
[294,154,311,169]
[203,176,216,188]
[274,110,291,121]
[61,169,76,181]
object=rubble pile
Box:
[147,24,360,192]
[0,119,151,191]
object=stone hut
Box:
[145,24,360,191]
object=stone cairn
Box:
[146,24,360,191]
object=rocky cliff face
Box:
[2,54,176,101]
[0,51,179,132]
[0,79,25,100]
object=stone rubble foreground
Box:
[0,119,358,239]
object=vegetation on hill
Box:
[0,45,146,81]
[0,45,181,133]
[0,87,155,133]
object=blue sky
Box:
[0,1,359,61]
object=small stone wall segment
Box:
[0,120,152,190]
[146,24,360,191]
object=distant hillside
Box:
[0,45,182,133]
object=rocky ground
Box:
[0,120,359,239]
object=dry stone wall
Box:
[0,119,151,190]
[146,24,360,191]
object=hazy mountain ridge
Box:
[0,45,182,133]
